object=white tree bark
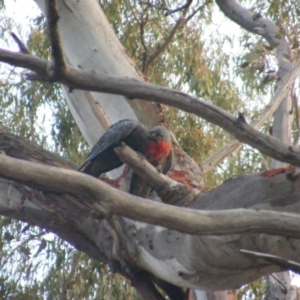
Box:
[33,0,204,189]
[36,0,170,132]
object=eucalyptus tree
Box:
[0,1,300,300]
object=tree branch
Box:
[0,188,108,264]
[45,0,66,76]
[183,3,206,24]
[215,0,293,169]
[204,0,294,173]
[240,249,300,274]
[214,3,295,295]
[164,1,192,16]
[215,0,291,64]
[141,1,190,15]
[200,79,291,172]
[10,32,30,54]
[1,48,300,167]
[1,152,300,238]
[114,144,199,206]
[143,0,192,73]
[2,128,300,290]
[0,126,76,169]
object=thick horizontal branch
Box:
[1,130,300,291]
[1,153,300,238]
[0,126,77,169]
[1,49,300,166]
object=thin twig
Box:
[127,0,149,72]
[183,3,206,24]
[142,1,207,73]
[10,32,30,54]
[143,1,193,73]
[241,249,300,274]
[61,251,82,300]
[140,21,148,72]
[45,0,66,76]
[165,0,192,16]
[140,2,167,12]
[292,84,300,145]
[141,0,192,16]
[0,231,45,270]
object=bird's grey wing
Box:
[78,119,139,171]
